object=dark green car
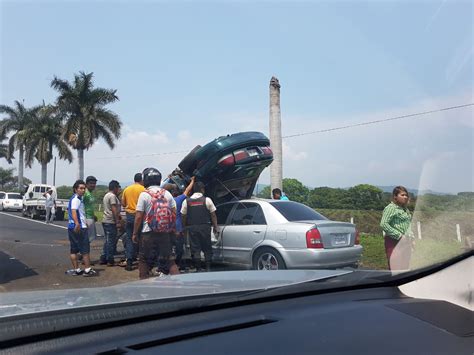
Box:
[166,131,273,204]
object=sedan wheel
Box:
[253,248,286,270]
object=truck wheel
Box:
[30,207,37,220]
[56,210,65,221]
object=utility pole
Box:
[53,156,57,186]
[269,76,282,197]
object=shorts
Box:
[68,228,90,255]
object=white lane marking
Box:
[0,212,68,230]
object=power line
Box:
[93,102,473,159]
[95,150,189,160]
[282,103,473,139]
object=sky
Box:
[1,0,472,194]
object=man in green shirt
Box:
[84,176,98,242]
[380,186,415,270]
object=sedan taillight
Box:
[306,228,323,249]
[217,154,235,166]
[355,230,360,245]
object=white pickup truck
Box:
[22,184,68,220]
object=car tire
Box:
[252,247,286,271]
[30,207,37,220]
[55,210,65,221]
[178,145,202,175]
[0,203,3,211]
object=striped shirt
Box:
[380,202,413,240]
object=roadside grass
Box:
[359,233,464,270]
[319,208,474,243]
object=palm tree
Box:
[23,105,73,184]
[50,71,122,179]
[0,101,34,189]
[0,131,13,163]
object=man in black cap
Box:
[84,176,98,242]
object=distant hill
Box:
[375,186,450,196]
[253,183,451,196]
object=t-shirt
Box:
[122,183,146,214]
[83,189,96,219]
[280,195,289,201]
[102,191,120,224]
[174,194,187,233]
[45,193,55,208]
[136,186,176,233]
[68,194,87,229]
[181,193,216,215]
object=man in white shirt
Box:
[181,181,218,272]
[44,189,56,224]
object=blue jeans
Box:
[101,223,118,264]
[125,213,139,262]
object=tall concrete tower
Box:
[269,76,282,196]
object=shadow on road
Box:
[0,250,38,285]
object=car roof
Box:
[217,198,295,205]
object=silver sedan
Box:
[212,199,363,270]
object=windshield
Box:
[0,0,472,319]
[270,201,328,221]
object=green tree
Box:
[51,71,122,180]
[307,187,352,209]
[256,185,271,199]
[0,167,15,189]
[24,105,73,184]
[282,178,310,203]
[348,184,384,210]
[0,100,34,190]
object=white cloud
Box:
[178,130,191,141]
[282,141,308,161]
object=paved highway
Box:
[0,211,244,293]
[0,211,140,292]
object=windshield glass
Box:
[270,201,328,221]
[0,0,471,318]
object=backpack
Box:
[145,189,176,233]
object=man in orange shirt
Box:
[121,173,146,271]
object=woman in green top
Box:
[380,186,415,270]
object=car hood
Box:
[0,270,351,318]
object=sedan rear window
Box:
[270,201,327,221]
[7,194,22,200]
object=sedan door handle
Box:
[253,231,262,233]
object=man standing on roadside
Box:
[100,180,122,266]
[171,177,195,270]
[43,189,56,224]
[132,168,178,279]
[121,173,145,271]
[66,180,96,277]
[181,181,218,272]
[83,176,98,242]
